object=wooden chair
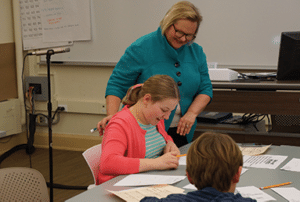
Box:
[0,167,49,202]
[82,144,102,189]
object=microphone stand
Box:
[44,49,86,200]
[46,50,54,202]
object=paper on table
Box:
[239,144,271,156]
[183,183,197,190]
[236,186,276,202]
[179,156,186,165]
[271,187,300,202]
[114,174,186,187]
[243,154,288,169]
[108,184,185,202]
[281,158,300,172]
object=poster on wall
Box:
[19,0,91,51]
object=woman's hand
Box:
[177,111,197,136]
[97,115,113,135]
[164,141,180,156]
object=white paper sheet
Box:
[183,168,248,191]
[114,174,186,187]
[19,0,72,50]
[183,183,197,190]
[281,158,300,172]
[236,186,276,202]
[179,156,186,165]
[40,0,91,42]
[243,155,288,169]
[271,187,300,202]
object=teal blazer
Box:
[106,27,213,143]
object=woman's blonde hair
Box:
[160,1,202,40]
[186,132,243,192]
[122,75,180,106]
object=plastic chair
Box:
[82,143,102,189]
[0,167,49,202]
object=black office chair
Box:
[0,167,49,202]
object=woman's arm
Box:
[177,94,211,136]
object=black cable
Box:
[232,113,267,131]
[238,73,248,80]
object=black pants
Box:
[167,127,188,148]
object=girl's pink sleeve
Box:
[99,122,140,175]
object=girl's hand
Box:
[97,115,113,135]
[154,151,179,170]
[164,141,180,156]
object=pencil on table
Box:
[176,154,187,158]
[259,182,292,190]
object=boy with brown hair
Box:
[141,132,256,201]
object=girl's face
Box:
[142,96,178,126]
[165,19,197,49]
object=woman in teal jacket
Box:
[98,1,213,147]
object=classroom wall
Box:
[3,1,284,152]
[0,1,103,153]
[0,0,28,154]
[0,1,14,43]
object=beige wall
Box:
[0,0,27,154]
[33,62,113,137]
[0,0,14,43]
[1,1,106,153]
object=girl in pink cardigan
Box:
[97,75,181,185]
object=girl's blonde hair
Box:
[160,1,202,41]
[122,75,180,106]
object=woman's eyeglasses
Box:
[172,24,196,41]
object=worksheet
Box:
[108,184,185,202]
[236,186,276,202]
[271,187,300,202]
[114,174,186,187]
[281,158,300,172]
[243,155,288,169]
[183,168,248,190]
[239,144,271,156]
[178,156,186,165]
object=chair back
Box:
[0,167,49,202]
[82,144,102,188]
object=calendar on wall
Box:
[19,0,72,50]
[19,0,91,51]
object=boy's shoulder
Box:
[212,193,256,202]
[141,187,256,202]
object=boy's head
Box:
[186,132,243,192]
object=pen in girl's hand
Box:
[90,128,97,133]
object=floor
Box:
[0,147,94,202]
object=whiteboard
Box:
[49,0,300,66]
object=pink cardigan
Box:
[97,106,174,185]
